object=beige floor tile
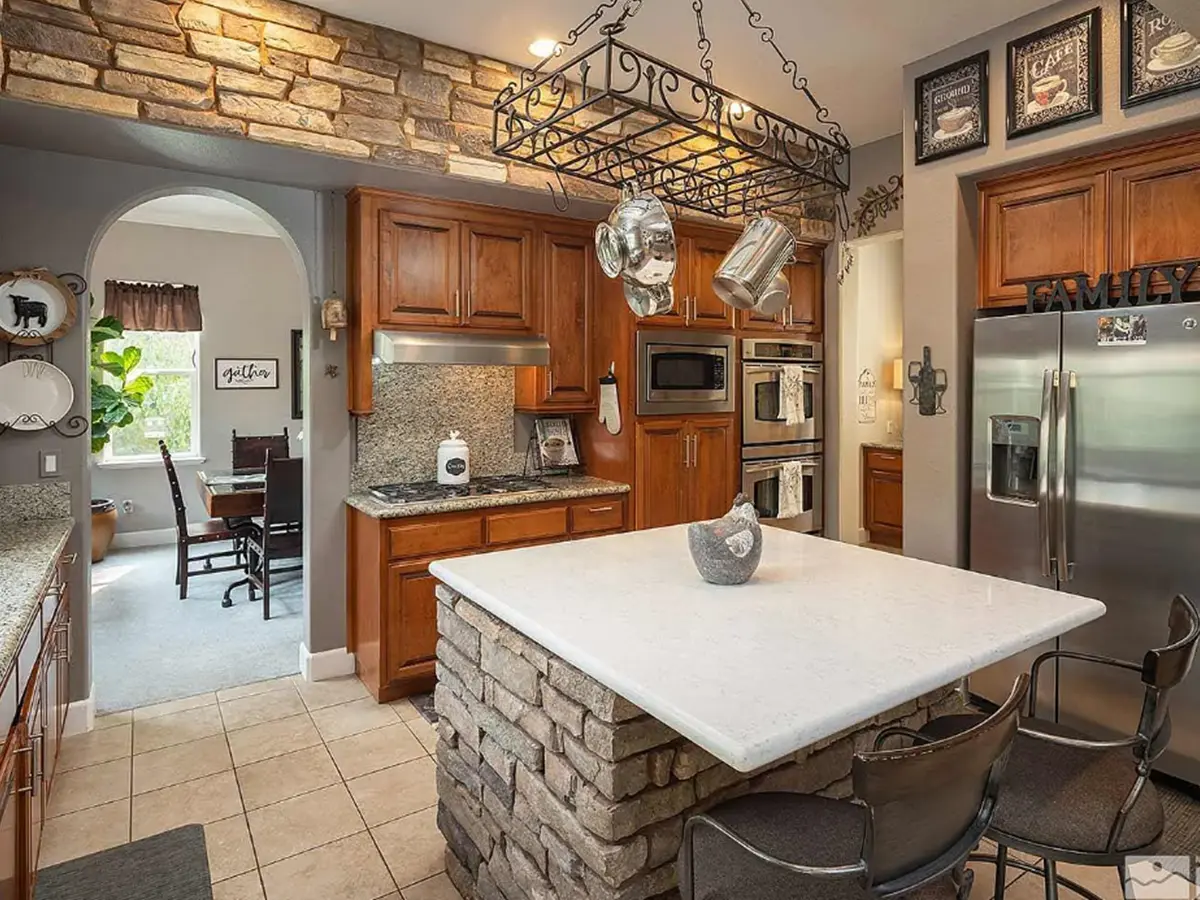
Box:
[57,723,132,772]
[292,675,370,711]
[131,769,243,839]
[205,814,258,883]
[132,733,232,795]
[227,713,320,767]
[247,782,366,866]
[389,699,422,723]
[347,757,438,828]
[327,723,426,781]
[402,873,463,900]
[373,807,445,889]
[220,688,307,732]
[133,692,218,721]
[94,710,132,730]
[217,677,298,704]
[213,872,266,900]
[46,756,131,819]
[260,831,395,900]
[996,873,1054,900]
[405,717,438,755]
[236,745,341,811]
[311,698,398,743]
[38,798,130,868]
[1057,864,1127,900]
[133,703,226,754]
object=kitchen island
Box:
[428,526,1104,900]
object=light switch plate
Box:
[39,450,59,478]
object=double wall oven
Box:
[740,338,824,534]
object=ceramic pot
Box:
[91,498,118,563]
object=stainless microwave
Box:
[636,330,736,416]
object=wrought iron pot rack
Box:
[492,0,851,224]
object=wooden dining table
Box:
[196,469,267,518]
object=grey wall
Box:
[0,144,350,702]
[902,0,1200,566]
[91,222,305,533]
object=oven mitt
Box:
[598,367,621,436]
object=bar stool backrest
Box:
[853,675,1028,891]
[1138,594,1199,764]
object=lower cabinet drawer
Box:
[864,449,903,473]
[569,498,625,535]
[487,506,569,546]
[388,516,483,560]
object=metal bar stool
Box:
[919,594,1200,900]
[679,675,1029,900]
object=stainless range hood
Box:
[373,330,550,367]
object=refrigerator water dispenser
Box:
[988,416,1039,503]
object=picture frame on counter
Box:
[1007,7,1101,138]
[914,51,990,164]
[1122,0,1200,108]
[215,357,278,390]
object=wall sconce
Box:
[891,357,905,391]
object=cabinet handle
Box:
[547,371,554,394]
[31,733,41,796]
[682,435,689,468]
[587,506,615,513]
[61,553,77,566]
[455,289,461,318]
[691,435,698,467]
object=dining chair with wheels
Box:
[159,440,244,600]
[919,594,1200,900]
[237,452,302,620]
[678,674,1030,900]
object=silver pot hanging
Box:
[595,189,677,286]
[753,270,791,315]
[712,216,796,310]
[623,279,674,318]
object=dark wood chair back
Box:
[854,675,1028,890]
[262,451,303,531]
[159,440,189,538]
[231,428,289,470]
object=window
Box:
[101,331,201,463]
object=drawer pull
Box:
[587,506,615,513]
[61,553,78,566]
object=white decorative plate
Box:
[0,273,77,344]
[0,360,75,431]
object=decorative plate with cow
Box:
[0,270,79,345]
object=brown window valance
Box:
[104,280,203,332]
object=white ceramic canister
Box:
[437,430,470,485]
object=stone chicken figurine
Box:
[687,493,763,585]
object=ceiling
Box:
[308,0,1057,146]
[119,194,282,237]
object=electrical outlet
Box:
[38,451,59,478]
[121,500,134,514]
[886,421,896,436]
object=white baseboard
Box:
[111,526,181,549]
[299,644,355,682]
[63,685,95,736]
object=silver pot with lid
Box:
[712,216,796,310]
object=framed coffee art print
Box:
[1122,0,1200,107]
[1007,8,1102,138]
[915,51,989,164]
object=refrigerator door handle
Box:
[1056,369,1075,582]
[1038,368,1056,579]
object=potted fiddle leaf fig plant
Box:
[90,313,154,562]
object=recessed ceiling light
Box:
[528,38,559,59]
[728,102,750,116]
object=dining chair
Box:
[679,675,1029,900]
[159,440,243,600]
[919,594,1200,900]
[230,427,289,470]
[242,452,303,620]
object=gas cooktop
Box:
[367,475,552,504]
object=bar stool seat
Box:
[690,793,959,900]
[921,714,1164,854]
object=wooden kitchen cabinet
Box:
[515,224,597,412]
[377,210,462,328]
[0,732,21,900]
[738,243,825,334]
[642,227,736,330]
[634,415,736,529]
[348,494,628,701]
[461,221,534,330]
[863,446,903,549]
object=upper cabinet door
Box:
[462,221,534,331]
[639,238,690,327]
[785,247,824,334]
[378,211,461,327]
[539,227,595,409]
[1111,148,1200,297]
[689,232,736,330]
[980,172,1108,308]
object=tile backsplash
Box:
[352,364,528,489]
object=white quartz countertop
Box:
[430,525,1105,772]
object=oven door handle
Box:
[743,460,820,475]
[744,364,821,375]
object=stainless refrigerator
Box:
[970,303,1200,786]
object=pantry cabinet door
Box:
[377,211,461,327]
[635,420,688,529]
[688,416,737,522]
[462,222,534,330]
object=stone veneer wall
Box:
[0,0,833,237]
[433,584,965,900]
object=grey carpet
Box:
[36,825,211,900]
[92,543,302,713]
[1158,778,1200,856]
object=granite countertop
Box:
[0,518,73,678]
[346,475,631,519]
[863,441,904,452]
[431,525,1105,771]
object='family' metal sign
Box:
[1025,258,1200,312]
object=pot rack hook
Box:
[547,166,571,212]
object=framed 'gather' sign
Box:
[215,358,278,390]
